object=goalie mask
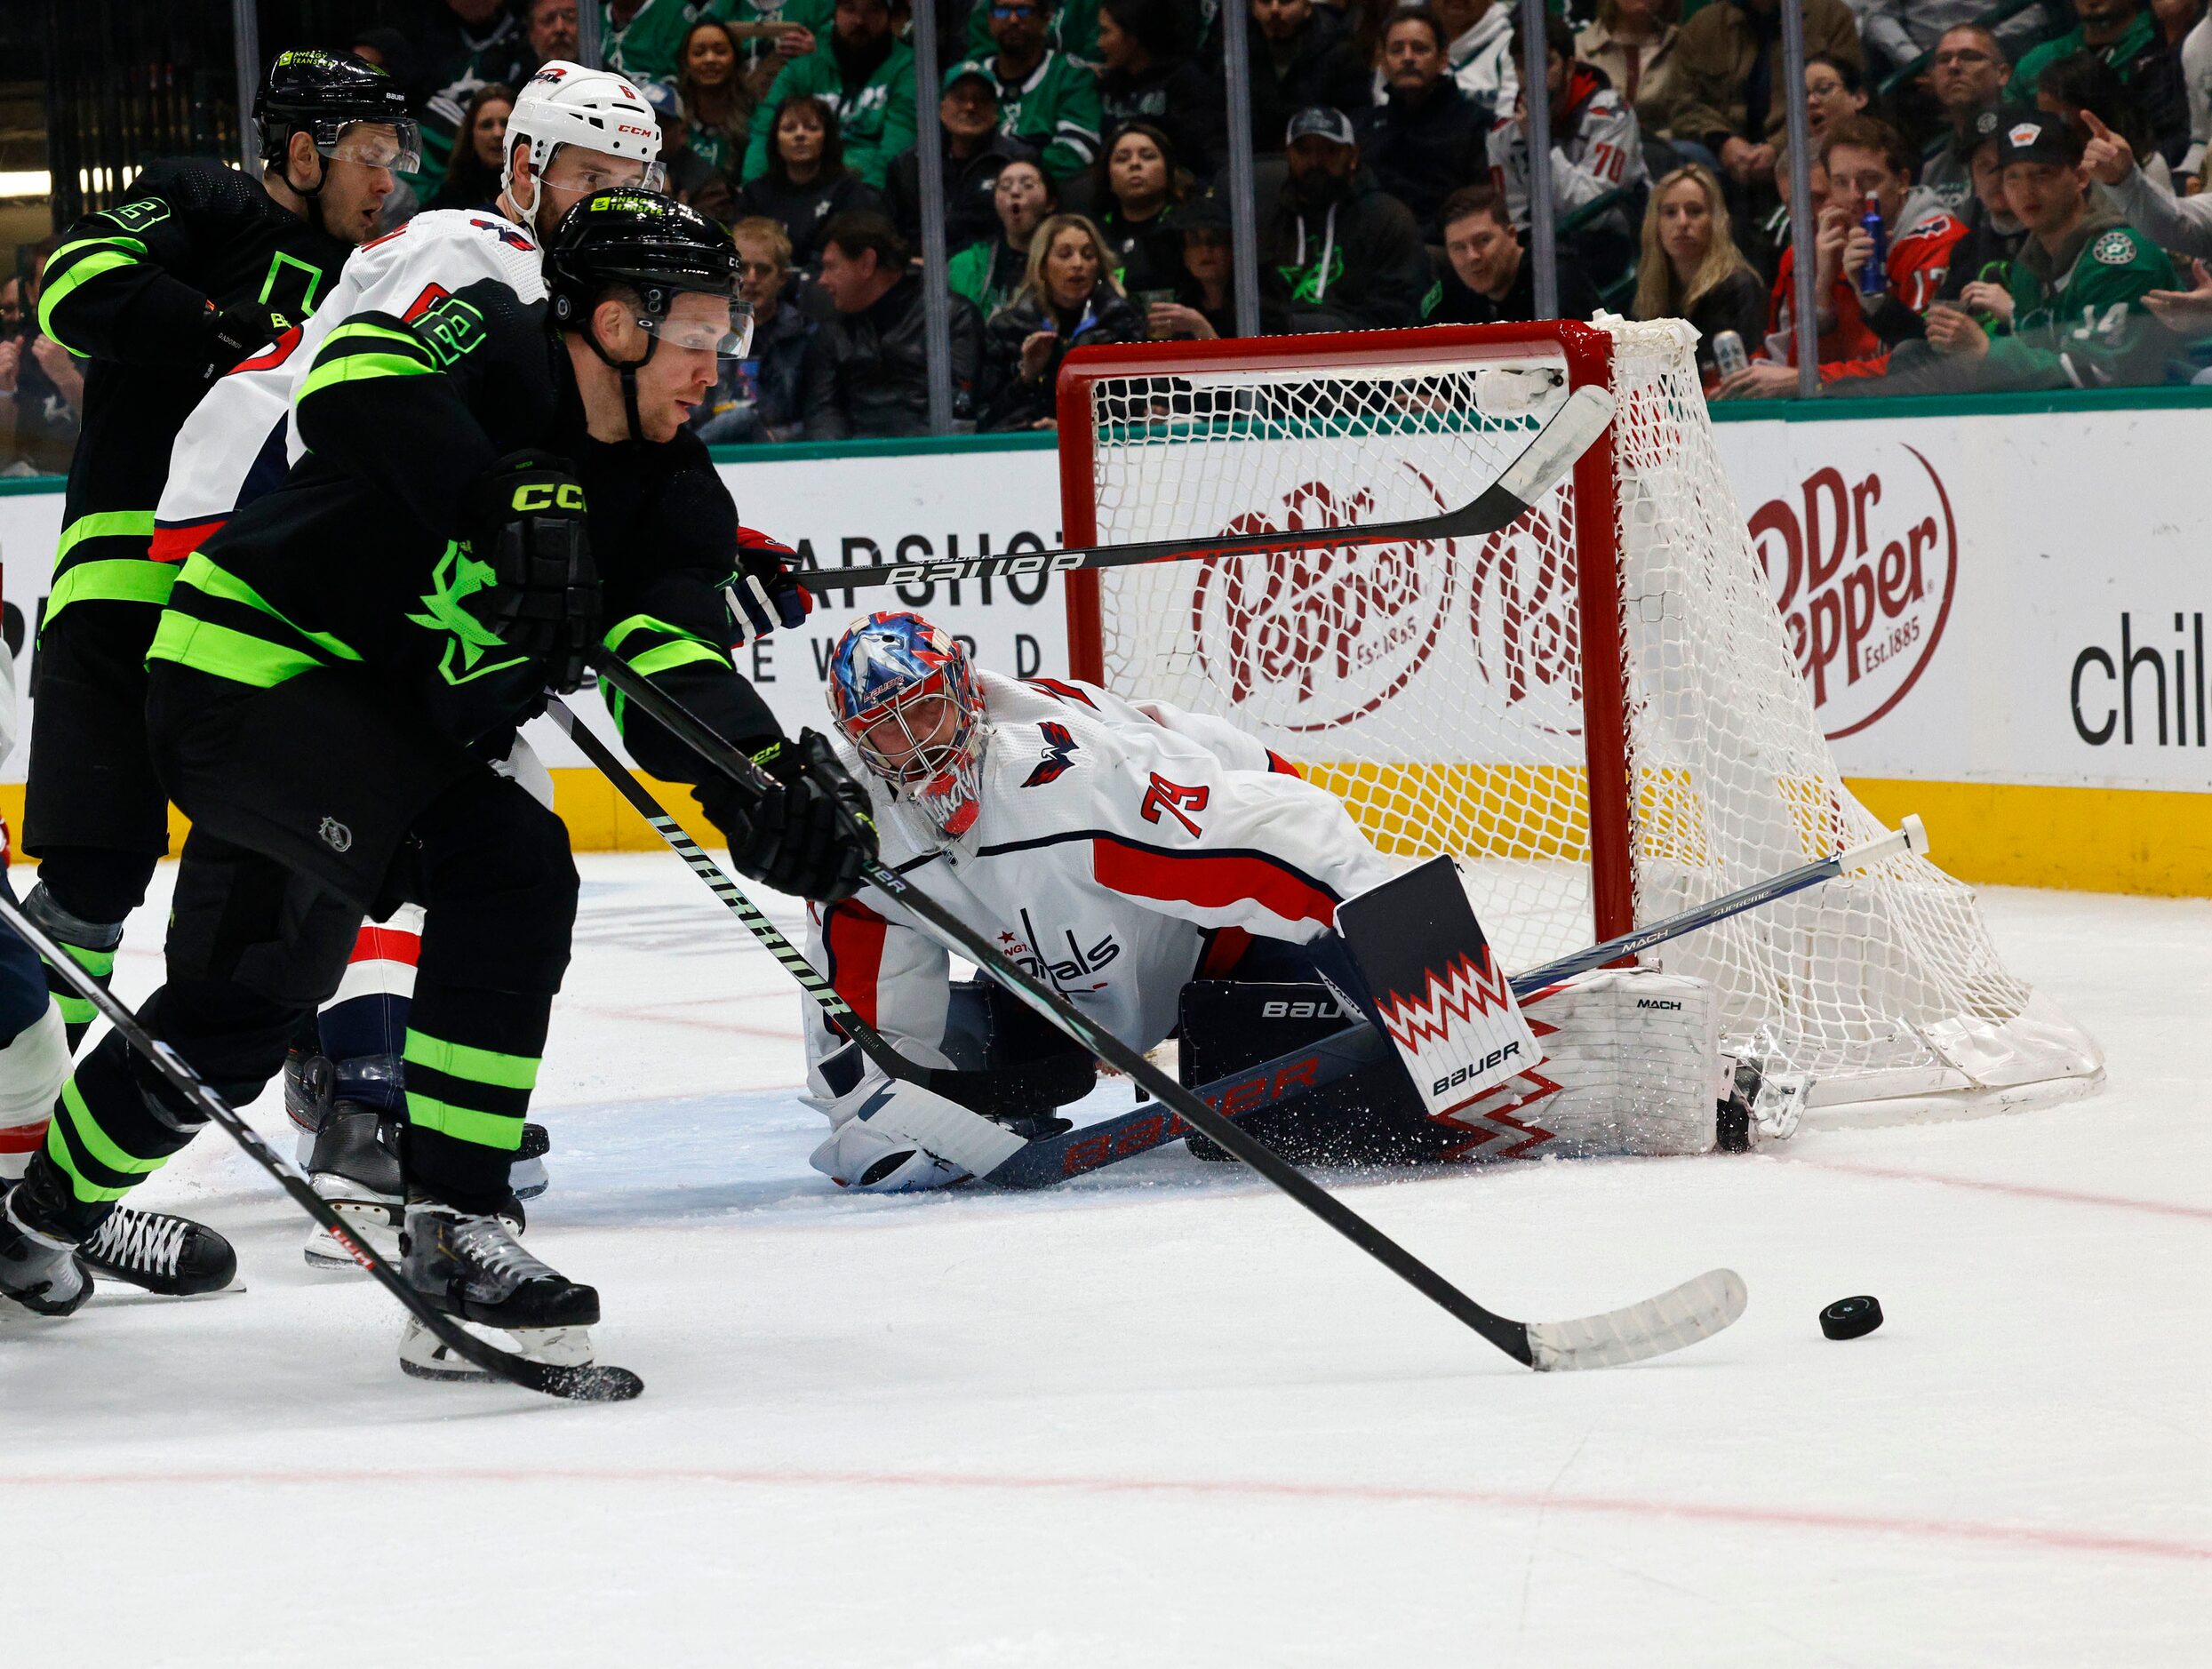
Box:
[827,612,987,839]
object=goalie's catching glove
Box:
[466,451,601,692]
[700,729,877,903]
[725,525,815,644]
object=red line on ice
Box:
[7,1465,2206,1564]
[1782,1155,2212,1222]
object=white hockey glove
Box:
[804,1074,1028,1193]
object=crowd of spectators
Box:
[11,0,2212,465]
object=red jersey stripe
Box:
[1092,837,1339,928]
[149,519,225,564]
[348,925,421,968]
[823,898,890,1030]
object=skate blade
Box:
[398,1315,595,1383]
[87,1280,246,1306]
[303,1196,401,1271]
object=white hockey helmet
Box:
[502,60,666,221]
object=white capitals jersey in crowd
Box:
[801,672,1395,1093]
[150,209,547,557]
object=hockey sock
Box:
[34,1032,203,1238]
[317,913,423,1115]
[24,883,124,1054]
[400,986,549,1218]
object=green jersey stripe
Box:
[44,557,180,624]
[404,1030,542,1091]
[404,1092,527,1151]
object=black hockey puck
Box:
[1819,1295,1883,1340]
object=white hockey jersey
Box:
[1488,68,1645,229]
[802,673,1394,1094]
[151,208,546,559]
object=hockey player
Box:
[0,193,876,1364]
[801,613,1745,1193]
[149,60,707,1266]
[0,50,411,1303]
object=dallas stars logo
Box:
[405,539,530,685]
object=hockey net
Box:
[1057,317,2101,1112]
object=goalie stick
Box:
[791,384,1615,595]
[0,891,643,1404]
[593,650,1744,1374]
[993,815,1934,1186]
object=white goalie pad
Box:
[803,1074,1028,1193]
[1433,970,1728,1159]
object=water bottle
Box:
[1712,330,1749,379]
[1859,191,1887,298]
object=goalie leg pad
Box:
[1440,970,1722,1158]
[806,1074,1030,1191]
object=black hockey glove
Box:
[725,525,815,645]
[202,299,294,378]
[700,729,878,904]
[466,451,601,693]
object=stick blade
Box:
[1523,1267,1746,1372]
[1441,384,1619,538]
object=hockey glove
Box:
[467,451,602,693]
[202,299,293,378]
[700,729,878,903]
[725,525,814,645]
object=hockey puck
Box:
[1819,1295,1883,1340]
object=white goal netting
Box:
[1077,317,2102,1110]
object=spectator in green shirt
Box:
[1917,113,2180,387]
[607,0,728,84]
[949,156,1059,316]
[2014,0,2188,145]
[676,16,755,177]
[742,0,918,188]
[950,0,1106,182]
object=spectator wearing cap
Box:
[1663,0,1859,195]
[1576,0,1682,136]
[694,216,817,443]
[1425,180,1601,323]
[1261,108,1436,331]
[950,0,1106,186]
[950,156,1059,317]
[645,81,739,220]
[1097,0,1226,180]
[1356,6,1490,236]
[1920,29,2011,216]
[736,93,887,271]
[1146,192,1297,338]
[803,210,985,436]
[1092,122,1193,298]
[1916,113,2180,387]
[677,17,757,180]
[744,0,918,189]
[1931,116,2030,306]
[979,212,1144,429]
[1233,0,1372,159]
[885,66,1043,258]
[427,82,515,213]
[1491,13,1645,269]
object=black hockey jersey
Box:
[37,158,352,626]
[149,272,779,777]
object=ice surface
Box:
[4,857,2206,1665]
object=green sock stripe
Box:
[59,1077,167,1178]
[403,1030,540,1090]
[405,1092,525,1151]
[58,942,116,979]
[44,1106,156,1203]
[52,994,98,1026]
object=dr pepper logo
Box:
[1747,444,1957,738]
[1189,467,1454,731]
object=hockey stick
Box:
[592,651,1744,1373]
[544,697,945,1098]
[792,383,1616,595]
[995,815,1934,1187]
[0,892,643,1403]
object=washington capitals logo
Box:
[1021,723,1079,787]
[1373,950,1514,1054]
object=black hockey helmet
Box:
[254,48,420,173]
[544,189,751,359]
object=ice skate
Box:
[300,1099,549,1269]
[397,1199,598,1381]
[0,1168,92,1317]
[80,1198,237,1296]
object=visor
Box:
[638,295,755,358]
[315,118,423,175]
[547,155,670,196]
